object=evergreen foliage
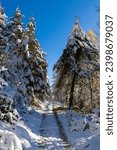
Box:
[0,4,50,121]
[53,19,99,111]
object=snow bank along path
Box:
[0,129,22,150]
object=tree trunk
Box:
[89,77,93,110]
[68,73,76,109]
[68,48,82,109]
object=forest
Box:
[0,4,100,150]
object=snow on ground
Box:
[39,99,62,111]
[57,108,100,150]
[0,108,42,150]
[0,129,22,150]
[0,101,100,150]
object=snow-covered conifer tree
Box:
[0,4,6,25]
[6,8,30,106]
[0,4,8,67]
[0,5,17,122]
[53,18,99,110]
[24,17,50,103]
[0,5,50,113]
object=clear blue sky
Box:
[1,0,99,83]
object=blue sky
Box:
[1,0,99,83]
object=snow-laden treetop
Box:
[67,17,98,52]
[0,3,7,24]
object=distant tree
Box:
[53,19,99,110]
[87,29,97,44]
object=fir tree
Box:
[0,5,16,122]
[0,4,7,25]
[53,18,99,110]
[0,4,50,120]
[0,4,8,67]
[24,17,50,102]
[7,8,30,106]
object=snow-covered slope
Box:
[58,108,100,150]
[0,108,41,150]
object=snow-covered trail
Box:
[38,111,72,150]
[54,112,72,150]
[0,104,99,150]
[37,106,100,150]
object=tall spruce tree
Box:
[7,9,50,106]
[0,4,50,118]
[53,19,99,110]
[0,4,15,122]
[0,4,6,25]
[24,17,50,102]
[0,4,8,67]
[7,8,28,105]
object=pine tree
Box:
[53,19,99,110]
[6,8,30,106]
[0,4,8,67]
[4,8,50,106]
[0,5,16,122]
[0,4,50,117]
[0,4,6,25]
[24,17,50,103]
